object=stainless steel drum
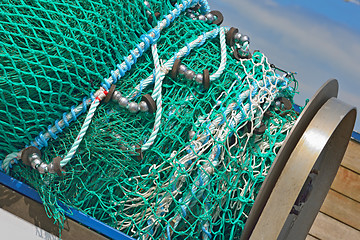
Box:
[242,79,357,240]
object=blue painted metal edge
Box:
[352,131,360,143]
[293,103,301,113]
[0,103,358,240]
[0,171,135,240]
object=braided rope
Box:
[141,44,164,151]
[140,27,226,152]
[139,27,229,238]
[156,57,293,238]
[60,96,102,167]
[210,27,227,81]
[1,152,19,173]
[1,0,206,172]
[0,1,301,238]
[129,27,222,101]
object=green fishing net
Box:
[0,0,299,239]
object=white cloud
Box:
[208,0,360,132]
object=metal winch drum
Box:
[242,79,357,240]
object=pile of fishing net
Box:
[0,0,299,239]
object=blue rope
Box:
[102,79,110,90]
[174,4,182,18]
[81,97,87,113]
[111,71,117,85]
[218,107,227,125]
[117,64,126,77]
[166,225,172,240]
[63,112,70,127]
[48,125,57,139]
[140,34,151,50]
[54,120,63,133]
[130,50,137,63]
[214,145,221,160]
[163,15,171,27]
[180,205,187,217]
[34,132,48,149]
[136,44,143,56]
[9,0,206,164]
[185,43,191,56]
[199,0,210,13]
[123,56,132,71]
[201,226,212,239]
[70,106,77,121]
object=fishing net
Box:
[0,0,299,239]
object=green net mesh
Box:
[0,0,299,239]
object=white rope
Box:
[1,152,19,173]
[141,44,165,151]
[210,27,227,81]
[1,0,205,172]
[60,90,106,167]
[128,27,223,100]
[140,27,227,151]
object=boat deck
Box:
[307,140,360,240]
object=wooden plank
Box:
[309,212,360,240]
[305,234,319,240]
[341,140,360,173]
[331,166,360,202]
[0,208,59,239]
[0,184,108,240]
[320,190,360,230]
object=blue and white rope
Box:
[129,27,223,100]
[210,27,227,81]
[60,95,103,167]
[139,27,227,152]
[141,44,164,151]
[139,27,230,238]
[1,152,19,173]
[1,0,206,171]
[161,68,293,238]
[103,0,204,90]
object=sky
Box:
[208,0,360,133]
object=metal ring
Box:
[103,84,116,103]
[52,156,66,177]
[226,27,238,46]
[202,69,210,90]
[141,94,157,114]
[171,58,181,80]
[21,146,41,166]
[250,97,356,239]
[242,79,339,240]
[210,10,223,26]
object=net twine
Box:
[0,0,298,239]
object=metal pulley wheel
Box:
[241,79,357,240]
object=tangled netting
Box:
[0,0,300,239]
